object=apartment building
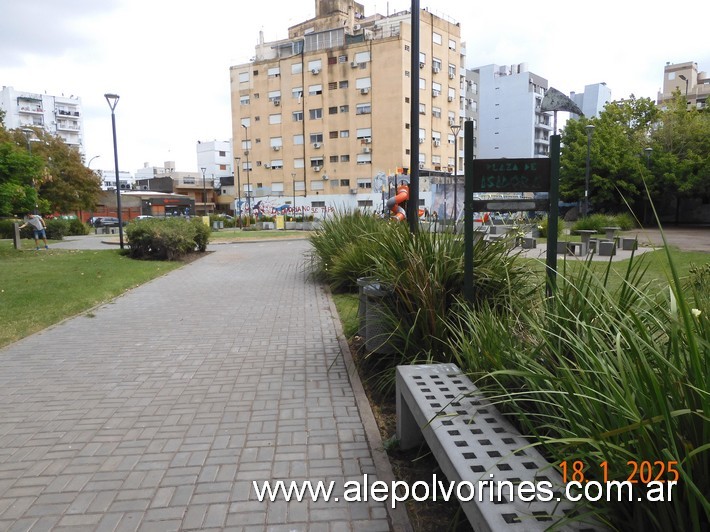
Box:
[229,0,464,217]
[472,63,552,159]
[569,82,612,119]
[0,86,84,155]
[657,61,709,109]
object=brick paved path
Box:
[0,240,393,531]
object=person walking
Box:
[20,213,49,250]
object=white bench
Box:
[396,364,605,532]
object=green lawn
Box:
[0,241,183,348]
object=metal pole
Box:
[235,157,241,228]
[546,134,561,297]
[242,125,251,225]
[584,124,594,217]
[451,124,461,222]
[407,0,420,234]
[104,94,124,249]
[463,120,474,303]
[292,172,296,222]
[201,167,207,217]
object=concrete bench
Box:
[396,364,605,531]
[598,241,616,256]
[556,241,586,256]
[621,237,638,251]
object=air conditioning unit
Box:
[322,174,329,180]
[354,24,361,30]
[432,90,440,97]
[264,164,271,169]
[360,88,369,95]
[350,188,358,194]
[449,72,456,79]
[419,163,425,170]
[363,137,372,144]
[418,138,424,144]
[311,68,320,75]
[447,96,454,102]
[419,62,425,69]
[363,147,371,153]
[432,67,440,74]
[313,142,321,149]
[351,61,359,68]
[313,166,322,172]
[273,99,281,106]
[272,145,281,151]
[433,140,441,147]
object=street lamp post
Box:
[584,124,595,217]
[450,124,461,222]
[87,155,101,168]
[241,124,251,224]
[200,167,207,216]
[235,157,242,228]
[291,172,296,221]
[679,74,689,97]
[104,93,124,249]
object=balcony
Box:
[19,106,43,114]
[57,109,80,117]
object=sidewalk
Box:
[0,240,404,531]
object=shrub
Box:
[125,217,211,260]
[537,214,563,238]
[0,218,21,239]
[572,213,636,234]
[67,218,90,236]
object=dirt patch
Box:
[349,337,473,532]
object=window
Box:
[329,131,338,139]
[292,87,303,99]
[339,80,349,89]
[270,137,283,148]
[419,128,426,141]
[354,51,370,63]
[239,71,249,83]
[241,118,251,128]
[295,181,305,191]
[293,134,304,145]
[356,128,371,139]
[328,56,337,65]
[309,133,323,143]
[241,139,252,151]
[328,82,337,90]
[272,182,284,193]
[340,179,350,187]
[419,52,426,65]
[339,130,349,138]
[329,106,338,115]
[448,64,457,78]
[357,179,371,189]
[268,90,281,102]
[338,55,347,63]
[447,133,456,144]
[433,32,442,45]
[340,154,350,162]
[419,103,426,115]
[432,81,442,95]
[309,108,323,119]
[240,95,250,105]
[448,39,456,50]
[267,66,280,78]
[310,157,324,167]
[292,111,303,122]
[356,103,371,115]
[309,84,323,95]
[219,151,226,157]
[356,153,372,165]
[339,104,349,113]
[294,158,304,168]
[432,155,441,165]
[312,200,326,207]
[358,200,374,207]
[355,77,371,90]
[307,59,322,71]
[432,58,442,71]
[329,155,338,163]
[270,160,284,169]
[291,62,302,75]
[269,114,282,125]
[419,78,426,90]
[432,106,441,118]
[448,87,456,100]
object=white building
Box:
[100,170,134,191]
[0,86,84,155]
[472,63,553,159]
[196,140,233,180]
[570,82,612,119]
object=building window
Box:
[339,130,349,138]
[358,200,373,207]
[432,106,441,118]
[307,59,322,71]
[272,182,284,193]
[310,157,324,167]
[448,39,456,50]
[309,108,323,120]
[329,131,338,139]
[356,103,371,115]
[355,77,372,90]
[357,179,371,189]
[309,133,323,143]
[340,154,350,162]
[293,111,303,122]
[328,81,337,90]
[419,103,426,115]
[267,66,280,78]
[339,80,349,89]
[356,128,372,139]
[293,134,304,145]
[309,84,323,95]
[328,56,337,65]
[419,78,426,90]
[433,32,442,45]
[338,55,347,63]
[269,114,282,124]
[294,158,304,168]
[291,63,302,75]
[292,87,303,99]
[240,95,250,105]
[329,155,338,163]
[339,104,349,113]
[329,106,338,115]
[340,179,350,187]
[239,72,249,83]
[268,90,281,102]
[219,151,226,157]
[432,58,442,71]
[312,201,326,208]
[356,153,372,165]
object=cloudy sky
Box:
[1,0,707,174]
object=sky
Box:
[1,0,708,174]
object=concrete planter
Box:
[285,221,297,230]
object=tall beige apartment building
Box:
[657,61,709,109]
[229,0,464,216]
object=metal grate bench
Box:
[396,364,605,532]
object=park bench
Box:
[396,363,605,532]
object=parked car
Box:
[92,216,121,227]
[134,215,154,221]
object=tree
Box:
[560,95,659,217]
[0,126,43,216]
[649,92,710,222]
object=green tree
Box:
[560,95,659,217]
[0,126,43,216]
[649,92,710,222]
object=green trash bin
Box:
[364,282,395,354]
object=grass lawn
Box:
[0,241,183,348]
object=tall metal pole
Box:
[292,172,296,221]
[584,124,594,217]
[451,124,461,222]
[200,167,207,216]
[104,94,124,249]
[235,157,242,228]
[463,120,474,303]
[407,0,420,233]
[242,125,251,224]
